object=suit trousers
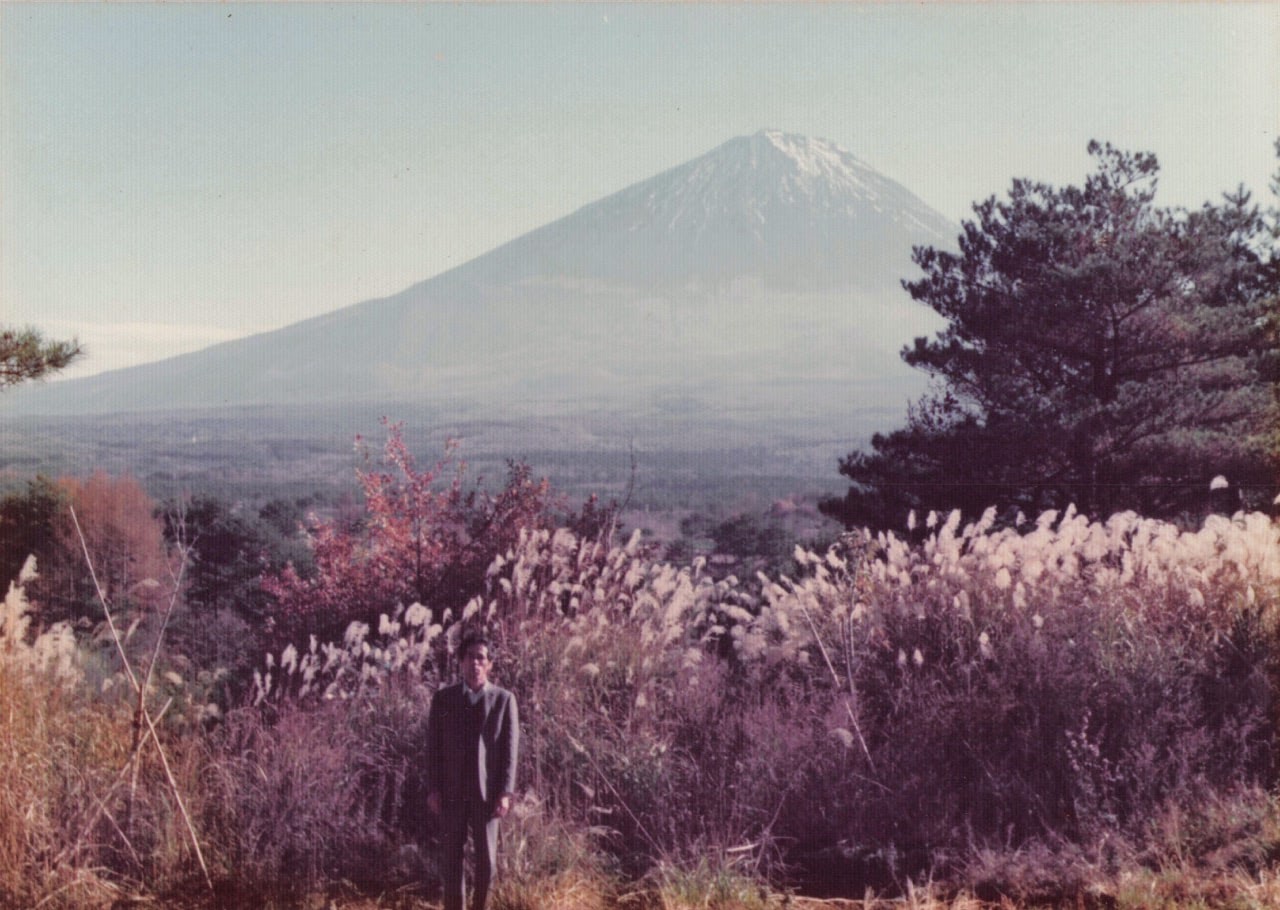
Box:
[439,797,499,910]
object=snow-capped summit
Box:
[757,129,881,194]
[461,130,954,293]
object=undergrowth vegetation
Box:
[4,499,1280,907]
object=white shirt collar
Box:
[465,681,490,704]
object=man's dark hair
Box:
[458,630,493,658]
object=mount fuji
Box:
[7,131,955,420]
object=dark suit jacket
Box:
[426,681,519,807]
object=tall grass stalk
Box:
[68,504,213,891]
[0,559,128,907]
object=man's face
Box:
[461,644,492,691]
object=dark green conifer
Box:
[824,142,1279,527]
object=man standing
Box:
[426,631,519,910]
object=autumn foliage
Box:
[261,421,557,647]
[31,472,172,626]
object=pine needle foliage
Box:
[825,142,1279,527]
[0,325,82,389]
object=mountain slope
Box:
[6,130,954,417]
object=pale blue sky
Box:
[3,3,1277,379]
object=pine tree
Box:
[823,142,1278,528]
[0,326,82,388]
